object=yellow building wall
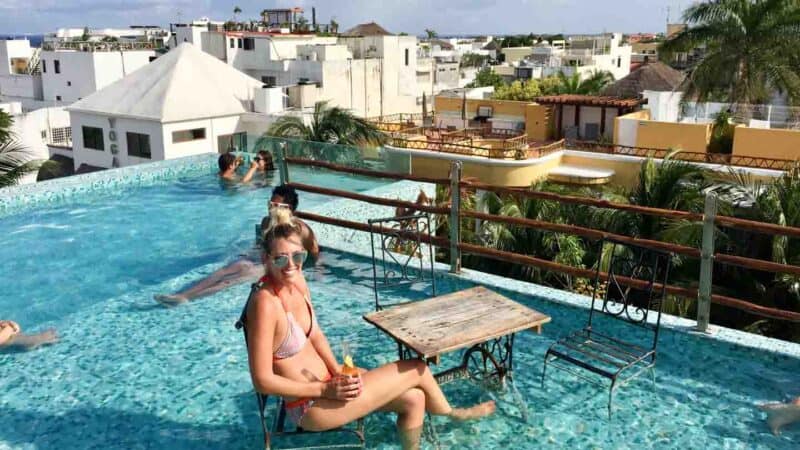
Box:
[525,104,552,141]
[410,154,563,187]
[613,109,650,145]
[732,127,800,160]
[434,96,531,122]
[635,120,711,153]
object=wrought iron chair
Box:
[235,284,365,450]
[368,212,436,313]
[541,238,673,417]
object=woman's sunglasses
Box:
[272,250,308,268]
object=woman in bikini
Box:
[244,208,495,450]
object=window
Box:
[172,128,206,143]
[82,126,104,151]
[617,57,621,68]
[261,75,277,87]
[56,95,62,101]
[54,60,60,74]
[230,38,235,48]
[67,81,71,86]
[237,39,243,49]
[41,60,46,73]
[243,38,255,50]
[149,56,157,62]
[126,132,151,158]
[404,48,409,66]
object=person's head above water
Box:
[218,152,238,173]
[255,150,274,171]
[270,185,299,212]
[261,207,306,283]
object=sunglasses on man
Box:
[272,250,308,268]
[269,201,291,209]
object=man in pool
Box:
[218,152,261,183]
[0,320,58,351]
[154,186,319,306]
[760,396,800,435]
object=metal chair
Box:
[236,283,365,450]
[541,238,673,417]
[368,212,436,313]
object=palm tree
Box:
[659,0,800,105]
[613,153,712,242]
[424,29,438,39]
[260,101,386,166]
[555,70,615,95]
[233,6,241,21]
[265,101,386,146]
[0,111,39,188]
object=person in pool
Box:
[244,208,495,450]
[0,320,58,351]
[760,396,800,435]
[154,186,319,306]
[218,152,261,183]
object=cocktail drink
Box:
[341,342,360,377]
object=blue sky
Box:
[0,0,688,35]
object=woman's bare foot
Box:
[448,400,496,421]
[154,294,189,307]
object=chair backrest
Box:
[368,212,436,311]
[235,283,273,435]
[587,238,673,351]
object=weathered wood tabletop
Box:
[363,286,551,360]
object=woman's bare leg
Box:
[379,388,426,450]
[3,329,58,350]
[301,359,494,432]
[154,259,262,305]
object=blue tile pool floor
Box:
[0,160,798,449]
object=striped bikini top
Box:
[260,276,314,360]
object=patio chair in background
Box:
[236,287,365,450]
[368,212,436,314]
[541,238,673,417]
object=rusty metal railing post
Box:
[696,193,717,332]
[276,141,290,185]
[449,161,462,273]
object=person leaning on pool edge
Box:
[260,185,320,262]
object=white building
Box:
[67,43,269,170]
[39,42,157,103]
[0,100,71,183]
[501,33,632,82]
[178,20,424,117]
[45,26,169,45]
[0,39,41,100]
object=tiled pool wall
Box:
[3,153,799,361]
[0,154,218,217]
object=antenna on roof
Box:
[666,6,670,26]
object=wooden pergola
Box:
[534,95,647,140]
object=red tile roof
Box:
[534,95,646,108]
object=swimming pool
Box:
[0,155,798,449]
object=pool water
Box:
[1,164,799,449]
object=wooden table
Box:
[363,286,551,385]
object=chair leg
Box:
[607,380,616,419]
[540,355,549,389]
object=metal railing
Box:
[569,140,797,171]
[270,141,800,330]
[42,41,160,52]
